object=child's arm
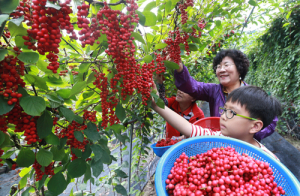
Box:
[151,96,192,137]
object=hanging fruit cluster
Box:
[22,0,76,73]
[0,55,25,105]
[178,0,194,25]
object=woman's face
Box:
[216,56,240,87]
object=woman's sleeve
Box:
[174,64,215,102]
[158,83,168,106]
[254,116,278,141]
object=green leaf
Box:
[116,103,126,121]
[0,95,15,115]
[16,148,35,167]
[142,11,156,26]
[248,0,258,6]
[165,0,172,14]
[82,144,91,159]
[143,1,156,11]
[91,158,103,178]
[0,132,13,148]
[36,148,53,166]
[69,81,87,97]
[79,63,91,73]
[45,133,60,145]
[9,16,24,26]
[0,0,20,14]
[278,7,284,13]
[163,60,179,69]
[21,187,34,196]
[215,20,221,27]
[86,71,96,84]
[131,32,145,44]
[0,49,8,61]
[19,173,29,190]
[44,94,64,108]
[188,43,198,51]
[74,115,84,124]
[37,59,54,75]
[84,165,92,183]
[0,14,9,27]
[67,158,87,178]
[189,36,200,44]
[0,131,5,146]
[115,184,127,195]
[155,43,168,50]
[45,1,61,10]
[8,21,27,37]
[37,111,53,139]
[17,52,39,64]
[19,96,46,116]
[282,23,290,27]
[28,75,49,90]
[90,144,102,161]
[84,122,100,141]
[48,173,67,195]
[59,106,75,122]
[136,11,145,26]
[156,98,165,109]
[74,131,84,142]
[286,10,292,19]
[115,169,128,178]
[50,146,65,161]
[143,55,153,63]
[58,137,67,150]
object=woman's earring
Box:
[239,76,241,80]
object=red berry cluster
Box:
[163,30,190,63]
[23,0,76,73]
[0,149,4,167]
[11,163,17,170]
[33,161,54,181]
[156,138,180,147]
[0,55,25,105]
[166,147,286,196]
[83,110,97,122]
[178,0,194,25]
[10,0,31,21]
[76,3,102,47]
[55,120,88,150]
[1,102,41,144]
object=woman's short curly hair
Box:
[212,49,250,80]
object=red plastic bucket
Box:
[193,117,220,132]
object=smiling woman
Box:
[173,49,279,142]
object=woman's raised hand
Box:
[166,54,183,73]
[154,74,164,84]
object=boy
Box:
[152,85,282,159]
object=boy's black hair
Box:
[227,86,282,129]
[213,49,250,80]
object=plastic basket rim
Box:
[155,136,300,196]
[151,142,173,149]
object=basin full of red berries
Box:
[151,138,181,157]
[155,136,300,196]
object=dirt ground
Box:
[281,133,300,151]
[141,174,156,196]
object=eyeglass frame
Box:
[219,107,258,121]
[215,63,235,70]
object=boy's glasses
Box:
[219,107,258,121]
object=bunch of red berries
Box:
[166,147,286,196]
[83,110,97,123]
[178,0,194,25]
[33,161,54,181]
[23,0,76,73]
[156,138,180,147]
[0,55,25,105]
[163,30,190,63]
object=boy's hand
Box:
[151,82,159,108]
